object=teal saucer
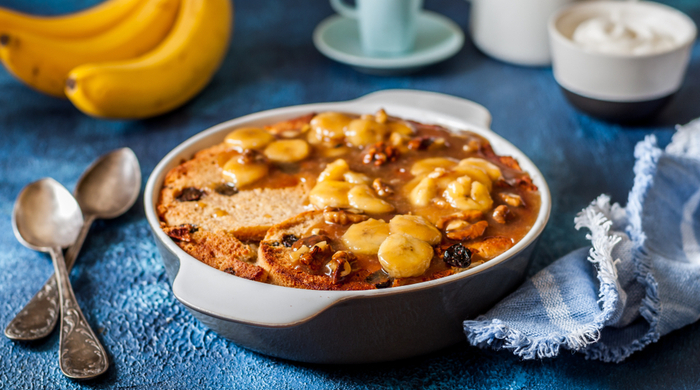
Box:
[313,11,464,75]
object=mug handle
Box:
[330,0,358,19]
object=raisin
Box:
[270,241,280,247]
[281,234,299,247]
[442,243,472,268]
[176,187,204,202]
[215,182,238,196]
[374,280,392,289]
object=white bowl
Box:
[144,90,551,363]
[549,1,696,121]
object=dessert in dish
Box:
[157,110,540,290]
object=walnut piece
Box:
[323,209,369,225]
[446,220,488,241]
[362,142,399,166]
[327,251,355,284]
[493,205,510,224]
[372,178,394,197]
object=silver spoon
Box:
[13,178,109,379]
[5,148,141,341]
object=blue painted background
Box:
[1,0,699,389]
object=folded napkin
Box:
[464,119,700,363]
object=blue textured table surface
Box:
[1,0,700,389]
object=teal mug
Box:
[330,0,424,55]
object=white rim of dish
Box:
[312,11,465,69]
[144,90,551,327]
[549,0,697,59]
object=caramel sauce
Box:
[213,112,541,286]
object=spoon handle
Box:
[50,246,109,379]
[4,215,96,341]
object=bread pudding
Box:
[157,110,540,290]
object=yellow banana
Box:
[65,0,233,119]
[0,0,141,38]
[0,0,180,97]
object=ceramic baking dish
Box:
[144,89,551,364]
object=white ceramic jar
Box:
[549,1,696,121]
[469,0,577,66]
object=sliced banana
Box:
[409,176,437,207]
[310,112,352,143]
[222,157,269,188]
[387,121,414,136]
[410,158,458,176]
[343,171,371,185]
[452,164,492,191]
[318,159,349,182]
[264,139,310,163]
[378,233,433,278]
[225,127,275,150]
[458,158,502,180]
[443,176,493,211]
[389,215,442,245]
[348,185,395,214]
[341,219,390,255]
[309,180,354,209]
[345,119,388,147]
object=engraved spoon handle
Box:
[50,246,108,379]
[4,214,96,341]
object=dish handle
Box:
[355,89,492,129]
[170,254,354,327]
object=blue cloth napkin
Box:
[464,120,700,363]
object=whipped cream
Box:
[572,10,678,55]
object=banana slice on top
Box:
[345,118,388,147]
[264,139,310,163]
[309,180,354,208]
[459,158,502,180]
[222,157,269,188]
[225,128,275,150]
[378,233,433,278]
[443,177,493,212]
[310,112,352,143]
[408,176,437,207]
[341,219,390,255]
[348,185,395,214]
[410,158,458,176]
[389,215,442,245]
[318,159,349,182]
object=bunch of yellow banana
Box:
[0,0,232,119]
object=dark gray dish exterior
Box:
[152,229,539,364]
[561,87,675,123]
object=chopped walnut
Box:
[499,193,523,207]
[499,156,522,171]
[493,205,510,224]
[436,210,484,229]
[362,142,399,166]
[291,235,331,250]
[407,136,434,151]
[326,251,355,284]
[238,149,267,164]
[372,178,394,197]
[295,240,333,272]
[462,139,481,153]
[164,224,198,242]
[446,220,488,241]
[323,209,369,225]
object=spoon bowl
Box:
[13,178,83,251]
[75,147,141,219]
